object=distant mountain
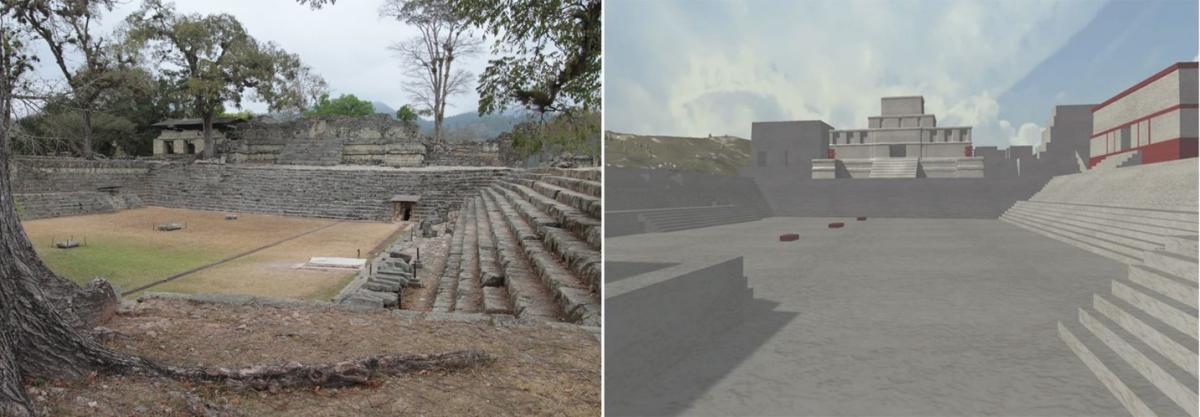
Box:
[605,131,750,176]
[416,110,529,142]
[371,101,396,116]
[368,101,530,141]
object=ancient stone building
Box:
[813,96,983,179]
[1088,62,1198,169]
[151,117,245,158]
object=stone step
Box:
[496,182,600,251]
[1143,250,1199,284]
[1018,201,1199,229]
[1007,206,1163,253]
[474,196,504,287]
[1111,280,1198,340]
[1000,211,1142,264]
[1077,308,1198,417]
[1128,264,1198,308]
[1009,205,1188,247]
[542,226,601,294]
[528,180,602,218]
[481,286,511,315]
[478,189,563,322]
[539,167,600,182]
[651,214,764,233]
[1165,235,1199,259]
[1013,201,1199,235]
[453,198,483,313]
[1058,321,1160,417]
[1094,294,1198,377]
[431,208,467,313]
[485,188,599,326]
[524,174,601,198]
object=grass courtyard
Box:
[21,207,402,300]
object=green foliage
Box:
[453,0,600,115]
[509,110,599,159]
[395,104,420,124]
[304,94,374,117]
[604,131,752,176]
[34,238,221,293]
[219,110,254,121]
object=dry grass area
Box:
[21,207,401,300]
[29,299,600,416]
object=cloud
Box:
[999,120,1045,147]
[605,0,1105,145]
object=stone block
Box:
[156,223,183,231]
[828,222,845,228]
[856,217,867,221]
[779,234,799,242]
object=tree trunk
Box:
[202,112,215,159]
[81,110,93,160]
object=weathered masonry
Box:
[11,157,508,222]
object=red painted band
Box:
[1090,103,1199,139]
[1092,62,1198,112]
[1087,137,1198,167]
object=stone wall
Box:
[10,157,152,197]
[426,142,505,166]
[145,163,510,221]
[15,191,143,220]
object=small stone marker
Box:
[828,222,845,229]
[55,240,80,249]
[156,223,183,231]
[856,216,867,221]
[225,214,239,220]
[779,234,799,242]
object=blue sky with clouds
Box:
[604,0,1199,148]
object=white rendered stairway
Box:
[1092,151,1141,171]
[1000,201,1198,265]
[869,158,919,178]
[1057,234,1198,417]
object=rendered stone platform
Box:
[606,217,1134,416]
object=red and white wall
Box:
[1088,62,1198,168]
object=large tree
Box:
[0,8,488,416]
[124,0,302,159]
[7,0,133,159]
[454,0,600,116]
[381,0,479,143]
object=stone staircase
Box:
[276,138,345,166]
[869,158,919,178]
[638,205,765,233]
[431,168,601,326]
[1092,151,1141,171]
[1057,234,1198,417]
[1000,201,1198,265]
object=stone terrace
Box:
[432,168,601,326]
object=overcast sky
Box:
[605,0,1199,148]
[26,0,490,115]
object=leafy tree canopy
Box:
[304,93,374,117]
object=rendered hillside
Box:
[605,131,750,176]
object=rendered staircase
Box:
[1092,151,1141,171]
[1057,234,1198,417]
[431,168,601,326]
[276,137,345,166]
[869,158,919,178]
[1000,201,1198,265]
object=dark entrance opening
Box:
[389,194,421,222]
[889,144,906,158]
[186,142,197,154]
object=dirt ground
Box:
[29,298,600,416]
[22,207,401,300]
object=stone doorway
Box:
[389,195,421,222]
[889,144,906,158]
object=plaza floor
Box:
[607,217,1131,416]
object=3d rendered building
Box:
[1088,62,1198,169]
[812,96,983,179]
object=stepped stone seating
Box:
[1001,158,1198,417]
[638,205,765,233]
[430,168,601,326]
[276,137,345,166]
[869,158,919,178]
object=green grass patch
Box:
[309,272,358,302]
[35,239,224,294]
